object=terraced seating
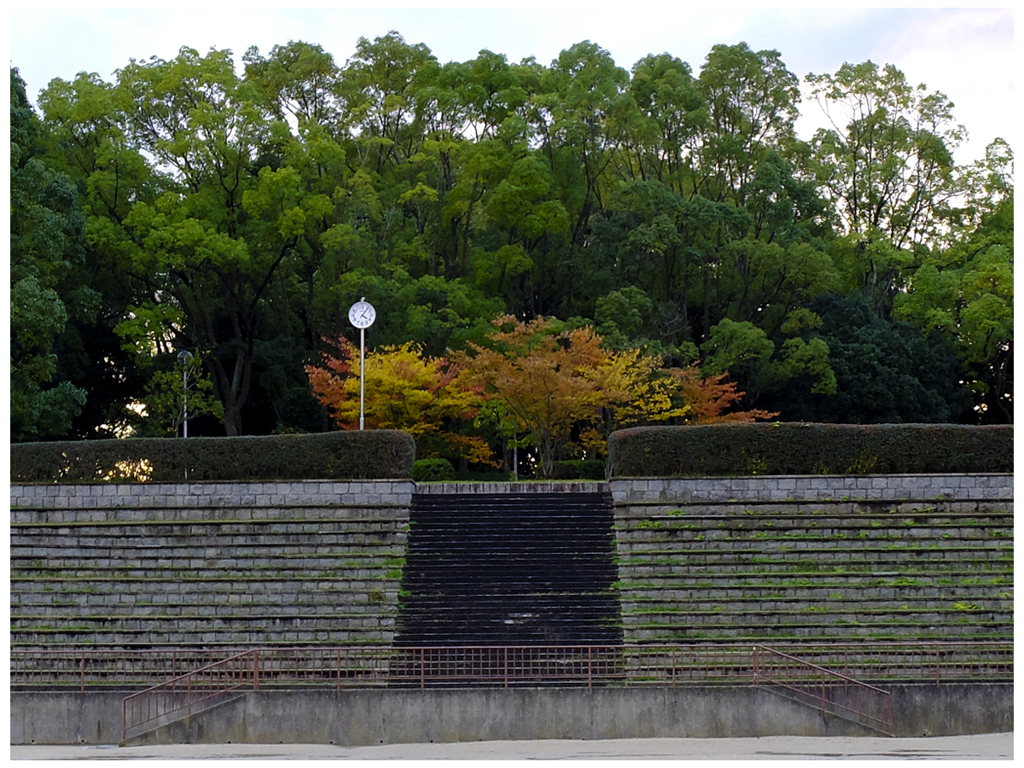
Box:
[615,503,1013,644]
[394,492,622,647]
[10,508,408,650]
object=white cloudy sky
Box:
[8,5,1016,165]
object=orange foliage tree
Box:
[305,338,493,466]
[454,316,688,476]
[668,366,780,424]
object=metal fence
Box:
[11,642,1013,691]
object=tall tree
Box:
[105,46,299,435]
[10,68,95,441]
[807,61,965,312]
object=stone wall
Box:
[609,474,1013,505]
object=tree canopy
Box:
[10,33,1013,459]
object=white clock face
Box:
[348,300,376,329]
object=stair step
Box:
[395,492,621,648]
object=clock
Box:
[348,299,376,329]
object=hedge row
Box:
[10,431,416,483]
[606,423,1013,477]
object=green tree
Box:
[99,46,304,435]
[807,61,965,312]
[692,43,802,205]
[764,293,972,423]
[894,191,1013,422]
[10,68,95,441]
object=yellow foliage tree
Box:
[306,338,493,466]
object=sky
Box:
[7,6,1017,165]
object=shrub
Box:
[606,423,1012,477]
[551,459,607,480]
[411,458,456,482]
[11,430,415,483]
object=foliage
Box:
[411,457,456,482]
[455,316,701,475]
[10,68,94,441]
[13,33,1013,441]
[10,430,416,483]
[668,367,779,423]
[134,352,225,437]
[763,293,974,423]
[306,337,493,466]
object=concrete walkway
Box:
[11,733,1013,760]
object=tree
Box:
[764,293,973,423]
[306,338,492,465]
[668,366,779,424]
[893,190,1013,422]
[807,61,965,313]
[134,351,225,436]
[454,317,605,475]
[691,43,802,205]
[21,36,1009,436]
[84,46,307,436]
[455,316,689,475]
[10,68,94,441]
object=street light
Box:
[176,350,193,438]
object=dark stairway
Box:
[394,491,623,648]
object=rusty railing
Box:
[121,650,259,743]
[753,646,894,735]
[388,645,624,688]
[10,642,1012,691]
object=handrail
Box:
[121,650,258,743]
[754,646,894,736]
[10,641,1012,692]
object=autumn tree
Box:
[668,366,779,424]
[455,316,690,475]
[306,338,492,464]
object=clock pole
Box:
[348,297,376,431]
[359,298,367,430]
[359,321,366,431]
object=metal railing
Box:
[11,642,1012,691]
[12,648,227,692]
[121,650,259,743]
[754,646,894,735]
[389,645,625,688]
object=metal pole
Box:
[182,365,188,439]
[359,327,365,431]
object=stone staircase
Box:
[394,490,622,647]
[10,482,409,651]
[615,502,1014,644]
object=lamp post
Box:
[347,298,376,430]
[176,350,193,438]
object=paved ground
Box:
[11,733,1013,760]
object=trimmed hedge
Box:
[10,430,416,483]
[606,423,1013,477]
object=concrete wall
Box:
[11,684,1012,745]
